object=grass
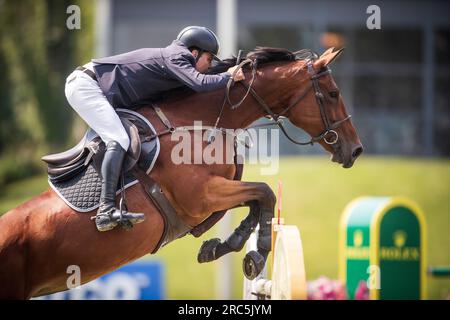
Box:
[1,156,449,299]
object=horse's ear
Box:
[320,47,335,58]
[314,47,344,69]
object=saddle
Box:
[42,109,160,212]
[42,107,243,250]
[43,111,150,183]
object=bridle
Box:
[150,53,352,150]
[212,56,352,147]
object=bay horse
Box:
[0,47,362,299]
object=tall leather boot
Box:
[95,141,145,231]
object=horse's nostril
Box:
[352,146,363,159]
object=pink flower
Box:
[307,276,348,300]
[355,280,369,300]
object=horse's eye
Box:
[329,91,339,98]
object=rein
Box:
[150,54,351,148]
[235,60,351,146]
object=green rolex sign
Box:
[339,197,427,299]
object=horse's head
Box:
[245,47,363,168]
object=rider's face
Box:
[194,51,213,73]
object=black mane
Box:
[207,47,318,74]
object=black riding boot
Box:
[95,141,145,232]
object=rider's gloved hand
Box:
[227,65,246,82]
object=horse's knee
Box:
[257,183,276,208]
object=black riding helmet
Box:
[177,26,221,62]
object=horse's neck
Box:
[156,88,267,130]
[220,87,269,129]
[151,64,294,129]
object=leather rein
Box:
[223,57,352,146]
[150,55,351,149]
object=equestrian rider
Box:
[64,26,245,232]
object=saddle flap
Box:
[48,158,89,183]
[120,117,141,172]
[41,131,88,166]
[47,109,160,213]
[41,129,100,166]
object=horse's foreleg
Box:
[196,177,276,277]
[197,200,259,262]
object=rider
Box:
[65,26,245,232]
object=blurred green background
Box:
[1,157,449,299]
[0,0,93,186]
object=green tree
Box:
[0,0,93,185]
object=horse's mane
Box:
[156,47,318,104]
[207,47,319,74]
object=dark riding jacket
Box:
[92,40,231,109]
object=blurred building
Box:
[96,0,450,156]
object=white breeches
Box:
[64,63,130,151]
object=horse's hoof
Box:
[197,238,221,263]
[243,250,265,280]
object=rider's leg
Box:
[96,140,145,231]
[64,67,130,151]
[64,68,145,231]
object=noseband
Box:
[221,58,352,147]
